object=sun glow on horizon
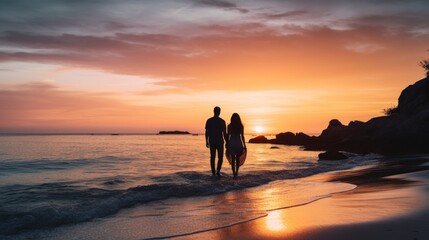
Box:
[0,1,427,134]
[253,126,265,134]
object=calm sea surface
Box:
[0,135,381,239]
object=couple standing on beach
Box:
[205,106,246,179]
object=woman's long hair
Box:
[229,113,244,134]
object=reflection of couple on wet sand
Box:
[205,106,247,179]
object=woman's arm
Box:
[241,127,246,149]
[226,125,230,148]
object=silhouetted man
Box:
[205,106,227,176]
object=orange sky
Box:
[0,1,428,134]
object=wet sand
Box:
[180,157,429,240]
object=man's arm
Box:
[223,121,228,146]
[205,120,209,148]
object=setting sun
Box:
[0,1,427,135]
[254,126,265,134]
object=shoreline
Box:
[2,155,428,240]
[180,156,429,240]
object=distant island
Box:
[158,131,191,135]
[250,76,429,157]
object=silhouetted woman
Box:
[226,113,246,179]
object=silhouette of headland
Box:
[250,77,429,156]
[158,130,191,135]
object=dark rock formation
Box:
[295,132,315,145]
[361,77,429,154]
[276,131,295,141]
[318,151,348,160]
[328,119,344,128]
[249,135,269,143]
[249,77,429,155]
[319,119,349,143]
[250,132,317,145]
[272,132,296,144]
[398,77,429,114]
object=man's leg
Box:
[216,144,224,175]
[210,145,216,175]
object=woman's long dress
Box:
[227,133,246,166]
[227,133,244,156]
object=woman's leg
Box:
[233,155,239,178]
[236,148,243,177]
[231,154,236,176]
[236,157,240,176]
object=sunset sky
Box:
[0,0,428,134]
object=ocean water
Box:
[0,135,381,239]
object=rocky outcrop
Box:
[249,132,317,145]
[249,135,269,143]
[249,77,429,155]
[318,151,348,160]
[362,77,429,153]
[398,77,429,114]
[274,132,296,144]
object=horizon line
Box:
[0,132,319,136]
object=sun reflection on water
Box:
[265,211,286,231]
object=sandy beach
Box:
[180,156,429,240]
